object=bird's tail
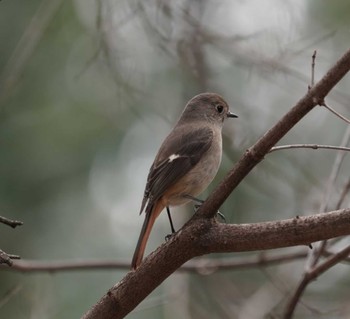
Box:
[131,201,164,269]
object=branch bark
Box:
[82,209,350,319]
[82,48,350,319]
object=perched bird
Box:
[132,93,237,269]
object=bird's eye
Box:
[216,104,224,113]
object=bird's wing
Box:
[140,126,214,214]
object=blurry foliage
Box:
[0,0,350,318]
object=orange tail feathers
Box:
[131,201,165,269]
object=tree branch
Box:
[306,124,350,270]
[82,209,350,319]
[205,209,350,254]
[284,244,350,319]
[321,101,350,124]
[0,216,23,228]
[1,251,308,273]
[82,48,350,318]
[269,144,350,153]
[0,249,19,266]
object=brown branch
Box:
[336,178,350,210]
[286,125,350,317]
[82,49,350,319]
[306,124,350,269]
[0,251,307,273]
[205,209,350,254]
[284,244,350,319]
[179,251,308,273]
[82,209,350,319]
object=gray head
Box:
[178,93,237,126]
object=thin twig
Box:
[287,125,350,318]
[308,48,350,124]
[0,250,17,266]
[323,249,350,263]
[321,101,350,124]
[0,249,21,266]
[0,0,63,104]
[1,251,307,273]
[0,216,23,228]
[284,245,350,319]
[0,250,12,266]
[306,125,350,270]
[320,125,350,213]
[311,50,317,88]
[6,254,20,260]
[269,144,350,153]
[0,285,22,309]
[336,178,350,210]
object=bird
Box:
[131,92,237,269]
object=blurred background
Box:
[1,0,350,318]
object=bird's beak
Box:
[227,111,238,118]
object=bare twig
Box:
[0,216,23,228]
[0,285,22,309]
[320,125,350,213]
[5,254,20,260]
[0,251,307,274]
[309,50,317,89]
[0,250,13,266]
[306,125,350,270]
[0,0,63,104]
[183,251,308,273]
[323,248,350,263]
[336,178,350,210]
[308,48,349,124]
[0,250,20,266]
[284,244,350,319]
[269,144,350,153]
[0,216,23,266]
[287,116,350,319]
[308,50,350,125]
[321,101,350,124]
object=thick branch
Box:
[205,209,350,253]
[82,209,350,319]
[82,49,350,318]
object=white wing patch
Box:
[168,154,180,162]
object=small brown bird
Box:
[131,93,237,269]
